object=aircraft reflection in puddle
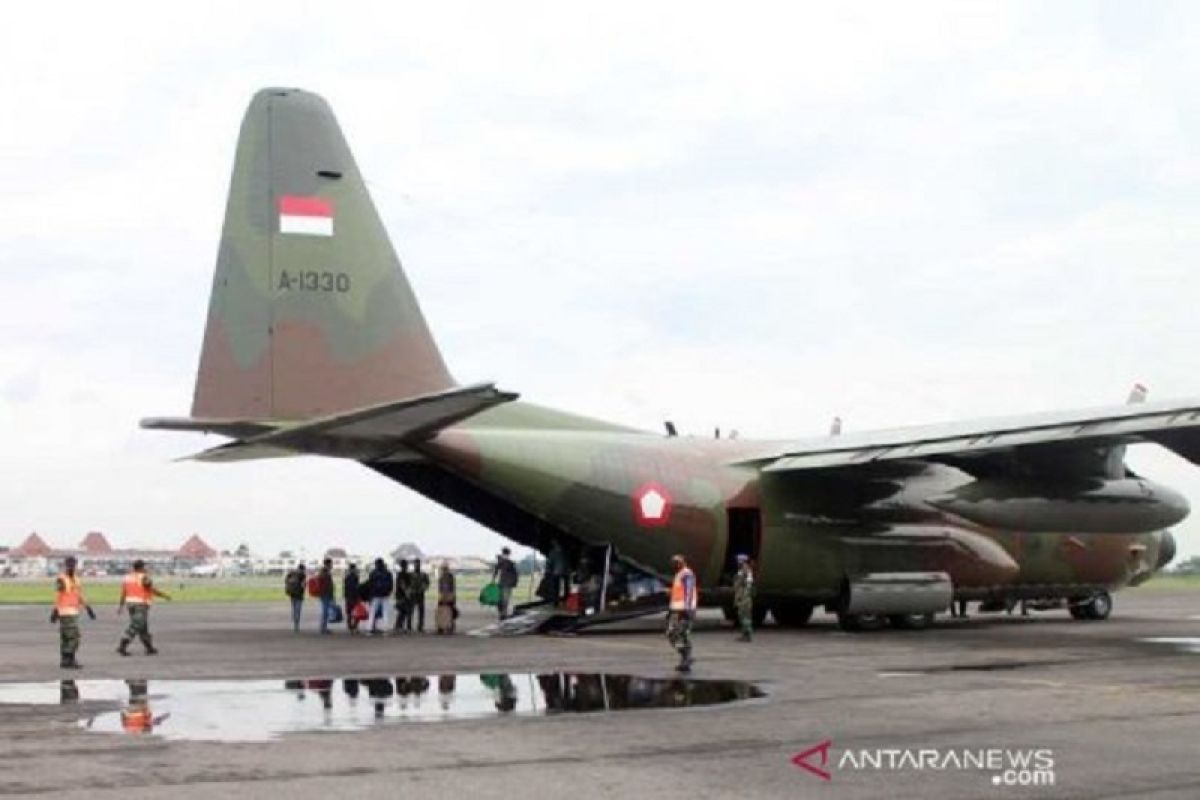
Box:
[0,673,763,743]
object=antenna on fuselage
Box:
[1127,383,1148,405]
[664,421,678,437]
[830,416,843,436]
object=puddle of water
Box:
[1141,637,1200,654]
[0,673,764,742]
[880,661,1035,676]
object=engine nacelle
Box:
[843,571,952,615]
[929,478,1189,534]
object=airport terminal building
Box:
[2,531,218,577]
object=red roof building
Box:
[79,531,114,554]
[177,534,216,560]
[13,532,52,557]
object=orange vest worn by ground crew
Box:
[55,574,82,616]
[669,567,697,612]
[124,572,152,605]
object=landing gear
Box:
[888,613,934,630]
[1069,590,1112,621]
[837,612,887,632]
[771,602,815,628]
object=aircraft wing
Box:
[735,398,1200,472]
[146,383,517,463]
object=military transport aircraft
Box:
[145,88,1197,631]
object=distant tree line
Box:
[1169,555,1200,575]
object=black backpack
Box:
[372,570,393,598]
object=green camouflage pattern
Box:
[149,88,1187,623]
[122,605,153,651]
[59,615,79,658]
[192,89,453,421]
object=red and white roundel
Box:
[633,482,672,528]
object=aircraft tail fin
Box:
[190,88,454,422]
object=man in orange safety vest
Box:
[52,556,95,669]
[666,554,698,673]
[117,559,171,656]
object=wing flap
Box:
[741,398,1200,473]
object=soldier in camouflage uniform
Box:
[666,554,697,672]
[53,556,93,669]
[117,560,171,656]
[733,554,755,642]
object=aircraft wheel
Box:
[1071,590,1112,621]
[888,613,934,630]
[771,602,814,628]
[837,612,886,632]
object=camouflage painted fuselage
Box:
[373,401,1176,608]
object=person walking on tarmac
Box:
[733,554,755,642]
[53,556,95,669]
[666,554,698,672]
[117,559,171,656]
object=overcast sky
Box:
[2,2,1199,562]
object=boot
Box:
[117,639,131,656]
[61,653,81,670]
[738,632,752,642]
[675,651,693,673]
[145,645,158,656]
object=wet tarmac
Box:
[1140,636,1200,654]
[1,593,1199,798]
[0,673,764,742]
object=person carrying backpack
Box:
[284,562,306,633]
[367,559,393,635]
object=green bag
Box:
[479,582,501,607]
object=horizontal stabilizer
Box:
[139,418,282,439]
[181,383,517,463]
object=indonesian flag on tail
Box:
[278,195,333,236]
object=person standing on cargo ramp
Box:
[667,554,698,672]
[53,556,95,669]
[732,554,755,642]
[492,547,519,620]
[117,559,171,656]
